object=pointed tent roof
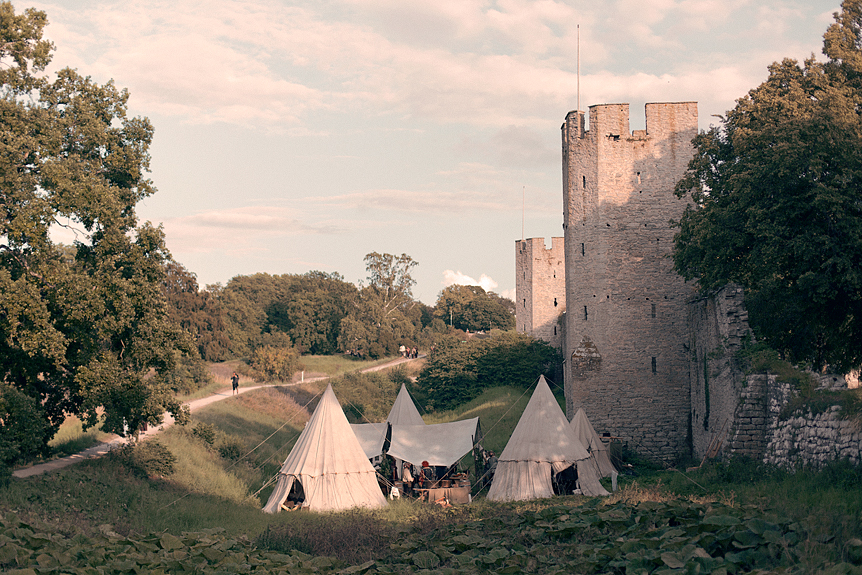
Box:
[351,383,425,460]
[263,384,387,513]
[571,407,618,478]
[387,383,425,425]
[487,375,608,501]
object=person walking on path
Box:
[231,372,240,395]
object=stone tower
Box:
[515,237,565,350]
[562,102,698,461]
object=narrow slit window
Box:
[554,298,558,307]
[582,175,586,189]
[651,357,657,373]
[637,172,641,184]
[583,306,588,321]
[651,303,656,318]
[581,243,585,256]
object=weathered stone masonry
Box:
[562,103,698,462]
[515,237,565,351]
[517,100,862,466]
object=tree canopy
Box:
[0,3,188,471]
[434,284,515,332]
[415,331,561,411]
[673,0,862,372]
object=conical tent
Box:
[351,383,424,460]
[263,384,387,513]
[387,383,425,425]
[487,376,609,501]
[571,407,618,478]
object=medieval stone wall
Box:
[515,237,565,350]
[689,284,754,458]
[766,408,862,468]
[562,102,698,462]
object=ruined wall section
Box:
[689,284,753,458]
[563,102,698,462]
[515,237,565,350]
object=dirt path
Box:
[12,355,422,478]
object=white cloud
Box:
[442,270,499,293]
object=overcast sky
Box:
[36,0,839,304]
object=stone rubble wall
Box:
[765,407,862,468]
[689,286,861,469]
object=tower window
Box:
[651,357,657,373]
[582,175,586,189]
[554,326,557,335]
[651,303,656,318]
[581,243,585,256]
[554,298,558,307]
[637,171,641,184]
[523,299,526,308]
[583,306,588,321]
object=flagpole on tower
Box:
[522,185,525,241]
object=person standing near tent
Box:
[487,451,498,476]
[402,462,414,495]
[231,372,239,395]
[420,460,435,488]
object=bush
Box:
[112,440,176,478]
[218,437,245,460]
[192,422,217,445]
[0,385,51,480]
[249,345,301,382]
[416,331,561,411]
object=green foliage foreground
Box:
[3,488,862,574]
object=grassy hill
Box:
[3,360,862,573]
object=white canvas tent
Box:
[387,383,425,426]
[571,407,618,478]
[487,376,609,501]
[262,384,387,513]
[350,383,425,460]
[387,417,481,468]
[350,422,389,461]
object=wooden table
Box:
[418,485,471,505]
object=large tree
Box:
[434,284,515,332]
[673,0,862,372]
[338,252,421,358]
[0,3,188,468]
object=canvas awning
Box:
[387,417,480,468]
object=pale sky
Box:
[35,0,839,304]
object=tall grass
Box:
[158,428,258,506]
[298,354,396,377]
[47,414,112,456]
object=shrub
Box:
[249,345,300,382]
[218,437,245,461]
[192,422,217,445]
[416,331,561,411]
[112,440,176,478]
[0,385,51,481]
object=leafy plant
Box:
[192,422,218,445]
[416,331,561,411]
[112,440,176,478]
